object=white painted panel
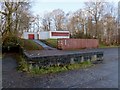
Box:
[50,36,69,39]
[39,31,49,39]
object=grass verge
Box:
[30,61,93,75]
[40,39,57,48]
[14,54,29,72]
[21,39,43,50]
[99,43,119,48]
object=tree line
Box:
[0,1,119,45]
[32,2,118,45]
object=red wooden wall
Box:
[51,32,69,36]
[57,39,99,50]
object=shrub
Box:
[16,55,29,72]
[2,36,23,53]
[2,35,43,52]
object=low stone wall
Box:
[23,51,103,67]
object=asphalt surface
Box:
[0,56,2,89]
[2,47,118,88]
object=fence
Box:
[57,39,99,50]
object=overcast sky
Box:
[31,0,119,16]
[31,2,84,16]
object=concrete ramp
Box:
[33,40,56,50]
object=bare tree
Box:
[51,9,65,31]
[14,3,31,35]
[67,9,88,36]
[84,1,106,38]
[101,14,117,45]
[41,12,52,31]
[0,1,31,41]
[0,2,20,37]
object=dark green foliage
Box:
[2,35,43,52]
[3,36,23,47]
[16,55,29,72]
[2,36,23,53]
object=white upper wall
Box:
[39,31,50,39]
[50,36,69,39]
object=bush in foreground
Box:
[2,35,43,52]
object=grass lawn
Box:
[99,43,119,48]
[41,39,58,48]
[29,61,93,75]
[21,39,43,50]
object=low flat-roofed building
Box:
[22,31,70,39]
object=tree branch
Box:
[13,3,20,12]
[0,11,7,16]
